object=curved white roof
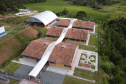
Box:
[26,11,57,26]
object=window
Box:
[50,61,56,64]
[64,64,71,68]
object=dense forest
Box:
[64,0,126,9]
[100,17,126,84]
[0,0,46,14]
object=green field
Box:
[24,0,108,21]
[63,76,95,84]
[89,34,98,47]
[4,62,21,74]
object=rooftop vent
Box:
[44,42,48,45]
[62,45,66,48]
[82,29,85,31]
[72,28,74,30]
[53,26,56,28]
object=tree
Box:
[112,75,124,84]
[102,62,115,77]
[62,8,69,15]
[76,11,86,20]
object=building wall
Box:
[49,63,56,66]
[46,36,59,40]
[73,27,94,32]
[49,62,71,70]
[24,57,37,62]
[0,26,6,37]
[71,46,79,67]
[56,63,64,68]
[64,66,71,70]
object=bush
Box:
[76,11,86,20]
[104,77,109,84]
[102,62,115,76]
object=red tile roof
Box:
[46,27,65,37]
[73,21,95,29]
[65,28,89,41]
[22,39,54,59]
[57,19,71,27]
[49,42,78,66]
[22,39,78,66]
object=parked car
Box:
[15,12,23,16]
[0,16,5,18]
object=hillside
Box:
[0,28,38,66]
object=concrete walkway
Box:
[47,21,58,29]
[12,58,37,67]
[86,34,90,45]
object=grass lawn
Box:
[8,79,20,84]
[73,68,97,81]
[78,53,87,66]
[0,16,29,42]
[79,45,97,52]
[63,76,95,84]
[95,26,98,33]
[89,55,96,62]
[98,2,126,19]
[24,0,108,21]
[4,62,21,74]
[89,34,98,47]
[0,83,4,84]
[33,27,48,38]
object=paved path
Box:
[13,65,33,79]
[76,66,95,72]
[86,34,90,45]
[12,58,37,67]
[40,71,65,84]
[67,75,95,83]
[47,21,58,29]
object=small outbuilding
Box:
[57,19,71,27]
[22,39,54,62]
[72,20,95,32]
[0,26,7,37]
[46,26,65,40]
[65,28,89,44]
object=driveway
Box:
[40,71,65,84]
[13,65,33,79]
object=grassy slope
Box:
[24,0,107,21]
[0,28,38,66]
[98,2,126,19]
[0,16,29,42]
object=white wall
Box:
[0,26,5,34]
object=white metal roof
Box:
[0,26,5,34]
[26,11,57,26]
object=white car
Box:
[15,12,23,16]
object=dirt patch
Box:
[0,36,22,65]
[21,27,38,38]
[0,27,38,65]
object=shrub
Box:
[102,62,115,76]
[76,11,86,20]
